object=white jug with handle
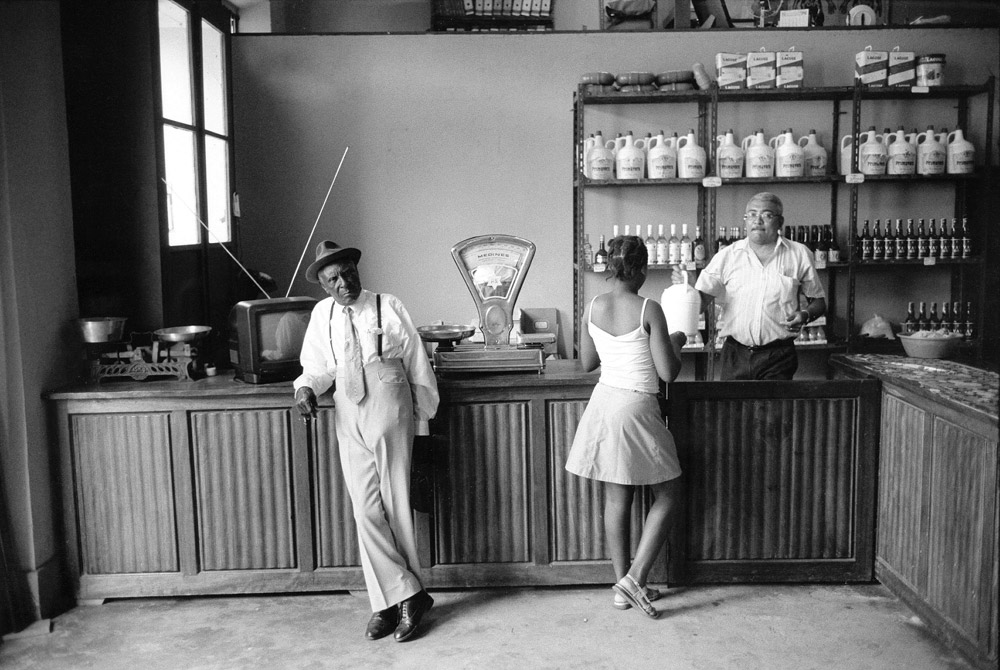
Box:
[715,129,744,178]
[857,126,887,175]
[946,128,975,174]
[773,129,804,177]
[677,130,707,179]
[646,131,678,179]
[798,130,828,176]
[587,131,615,181]
[916,125,946,175]
[885,128,916,175]
[839,134,855,175]
[660,270,702,337]
[615,131,645,180]
[582,133,598,177]
[742,130,774,178]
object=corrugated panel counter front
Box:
[47,360,879,602]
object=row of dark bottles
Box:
[857,217,971,262]
[789,225,841,263]
[903,300,974,338]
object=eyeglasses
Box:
[743,211,780,223]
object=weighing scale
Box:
[419,234,544,374]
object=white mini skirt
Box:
[565,382,682,486]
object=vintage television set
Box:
[229,296,317,383]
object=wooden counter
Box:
[831,354,998,670]
[48,361,879,602]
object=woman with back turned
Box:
[565,235,687,618]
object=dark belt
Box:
[726,336,796,353]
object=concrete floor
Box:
[0,583,975,670]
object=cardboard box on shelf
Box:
[715,52,747,89]
[777,49,804,88]
[855,46,888,87]
[747,50,777,89]
[888,48,916,87]
[518,307,559,357]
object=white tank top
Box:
[588,297,659,394]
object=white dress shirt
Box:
[695,236,825,347]
[295,289,439,433]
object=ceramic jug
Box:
[946,128,975,174]
[677,130,707,179]
[857,126,887,175]
[715,129,744,179]
[615,131,645,180]
[885,128,916,175]
[582,134,598,178]
[742,130,774,178]
[772,129,804,177]
[916,126,946,175]
[798,130,828,176]
[646,132,678,179]
[660,270,701,336]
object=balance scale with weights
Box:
[418,235,545,374]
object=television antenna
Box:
[286,146,349,297]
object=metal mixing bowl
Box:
[155,325,212,343]
[78,317,127,343]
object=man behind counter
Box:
[673,192,826,380]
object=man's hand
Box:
[670,266,687,285]
[294,386,318,418]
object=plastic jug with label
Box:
[798,130,828,176]
[615,131,645,180]
[771,129,804,177]
[946,128,975,174]
[839,134,855,175]
[582,133,598,178]
[660,270,702,337]
[715,129,744,179]
[857,126,887,175]
[742,130,774,178]
[916,125,946,175]
[587,132,615,181]
[646,131,678,179]
[677,130,707,179]
[885,128,916,175]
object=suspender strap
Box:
[376,294,383,357]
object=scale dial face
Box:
[451,235,535,346]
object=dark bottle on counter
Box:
[594,234,608,270]
[929,302,941,330]
[859,219,873,261]
[903,301,917,335]
[917,301,930,331]
[939,218,952,259]
[928,218,940,259]
[693,225,706,263]
[811,225,821,252]
[964,301,974,339]
[883,218,896,261]
[940,302,951,333]
[893,219,906,260]
[905,218,918,260]
[952,301,963,335]
[872,219,885,261]
[917,218,929,258]
[950,218,961,259]
[959,217,971,257]
[827,226,841,262]
[730,226,742,243]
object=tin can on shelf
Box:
[915,54,945,86]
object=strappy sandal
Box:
[612,574,659,618]
[613,585,662,610]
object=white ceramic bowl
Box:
[898,333,961,359]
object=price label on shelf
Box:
[702,176,722,188]
[910,86,930,94]
[814,259,827,269]
[845,173,865,184]
[683,261,697,271]
[923,257,937,266]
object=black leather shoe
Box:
[365,606,399,640]
[393,590,433,642]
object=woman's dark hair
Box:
[606,235,647,281]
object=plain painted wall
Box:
[232,28,998,357]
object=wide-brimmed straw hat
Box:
[305,241,362,283]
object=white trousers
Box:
[335,357,423,612]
